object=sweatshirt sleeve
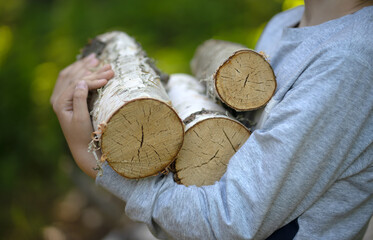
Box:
[96,51,373,240]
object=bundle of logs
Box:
[82,31,276,186]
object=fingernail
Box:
[97,79,107,84]
[89,57,99,66]
[102,64,111,69]
[76,80,87,89]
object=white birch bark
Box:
[167,74,250,186]
[84,31,184,179]
[191,39,276,111]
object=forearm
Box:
[68,140,99,179]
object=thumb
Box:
[73,80,90,121]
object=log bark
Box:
[167,74,251,186]
[82,31,184,179]
[191,39,276,111]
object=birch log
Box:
[191,39,276,111]
[167,74,251,186]
[82,31,184,179]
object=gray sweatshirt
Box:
[96,6,373,240]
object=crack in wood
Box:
[210,139,225,148]
[111,138,123,147]
[223,129,237,153]
[137,126,144,159]
[148,144,161,162]
[147,108,152,122]
[140,126,144,148]
[235,58,242,68]
[218,160,228,166]
[177,150,220,172]
[193,130,202,139]
[254,89,266,92]
[121,113,132,125]
[244,73,250,87]
[208,150,220,162]
[220,75,230,79]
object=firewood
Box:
[191,39,276,111]
[167,74,250,186]
[82,31,184,179]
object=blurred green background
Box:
[0,0,303,239]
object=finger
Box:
[69,55,99,76]
[51,57,103,106]
[73,81,90,121]
[70,57,89,71]
[53,83,75,115]
[96,64,112,73]
[84,69,114,81]
[83,69,92,77]
[63,53,95,74]
[83,53,96,63]
[96,69,114,80]
[59,65,73,78]
[82,53,100,67]
[86,79,108,90]
[86,56,100,68]
[67,62,104,87]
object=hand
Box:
[52,57,114,178]
[50,53,99,106]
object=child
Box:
[51,1,373,239]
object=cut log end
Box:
[101,98,184,179]
[215,50,276,111]
[175,117,250,186]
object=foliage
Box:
[0,0,303,239]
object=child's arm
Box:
[51,54,114,178]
